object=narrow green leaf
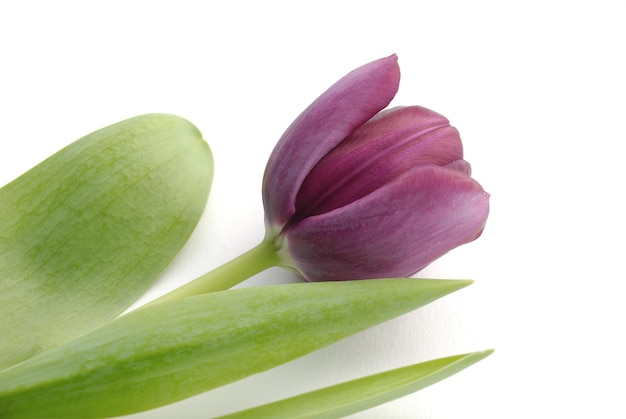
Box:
[217,349,494,419]
[0,114,213,370]
[0,278,471,419]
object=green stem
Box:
[148,239,280,305]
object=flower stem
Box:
[148,239,280,305]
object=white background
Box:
[2,1,625,418]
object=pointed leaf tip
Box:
[0,278,472,418]
[216,349,494,419]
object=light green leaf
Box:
[0,114,213,370]
[0,278,471,419]
[217,349,494,419]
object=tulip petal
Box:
[263,55,400,230]
[282,165,489,282]
[296,106,464,217]
[445,159,472,175]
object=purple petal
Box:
[445,159,472,175]
[282,165,489,282]
[295,106,464,218]
[262,55,400,229]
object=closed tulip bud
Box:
[262,55,489,281]
[156,54,490,301]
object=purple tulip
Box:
[262,54,489,282]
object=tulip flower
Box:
[0,56,493,419]
[155,54,489,301]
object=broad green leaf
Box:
[217,349,494,419]
[0,278,471,419]
[0,114,213,370]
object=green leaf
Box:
[217,349,494,419]
[0,114,213,370]
[0,278,471,419]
